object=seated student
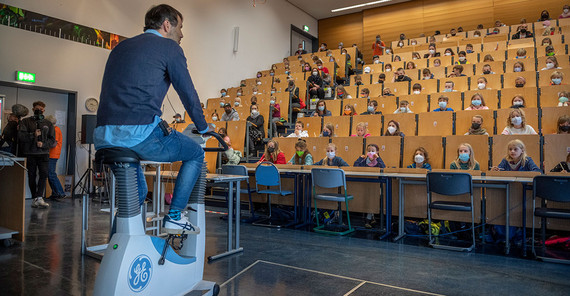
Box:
[443,81,456,92]
[314,143,349,166]
[513,61,525,73]
[354,74,364,85]
[393,68,413,82]
[394,55,402,62]
[384,120,405,137]
[320,123,337,137]
[287,120,309,138]
[450,65,466,77]
[311,100,332,117]
[373,55,381,64]
[412,83,422,95]
[476,77,492,90]
[455,51,470,65]
[465,115,489,135]
[433,95,454,112]
[250,96,258,106]
[322,73,332,88]
[211,110,219,122]
[407,147,432,170]
[561,5,570,19]
[288,139,313,165]
[482,64,495,75]
[316,60,329,75]
[432,58,442,67]
[558,91,569,107]
[541,37,552,46]
[450,143,480,170]
[558,115,570,134]
[422,68,434,80]
[424,43,440,58]
[258,140,286,164]
[515,48,527,59]
[377,73,386,84]
[510,95,526,108]
[491,139,540,172]
[465,44,475,54]
[219,97,227,108]
[550,152,570,173]
[221,135,242,165]
[383,88,395,96]
[393,100,414,113]
[256,71,263,79]
[335,85,353,99]
[384,63,393,72]
[343,104,357,116]
[220,88,229,98]
[501,108,537,135]
[550,71,564,85]
[406,61,417,70]
[361,100,382,115]
[540,56,561,70]
[511,23,533,39]
[270,87,278,95]
[545,45,555,57]
[473,30,482,37]
[302,63,312,73]
[444,48,455,56]
[514,76,526,88]
[221,103,240,121]
[354,143,386,168]
[234,97,242,108]
[360,88,370,99]
[482,54,495,62]
[465,93,489,110]
[351,122,371,138]
[172,113,185,124]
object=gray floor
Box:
[0,198,569,296]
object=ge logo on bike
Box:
[128,254,153,292]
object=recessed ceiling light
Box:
[331,0,391,13]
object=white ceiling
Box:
[287,0,411,20]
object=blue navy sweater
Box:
[497,157,541,172]
[97,32,207,131]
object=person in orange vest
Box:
[46,115,65,199]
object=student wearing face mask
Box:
[433,95,454,112]
[481,64,495,75]
[393,100,413,114]
[251,85,260,95]
[354,75,364,86]
[360,88,371,99]
[432,58,442,67]
[465,44,475,54]
[318,43,328,52]
[412,83,422,95]
[247,104,265,156]
[455,51,470,65]
[315,60,329,75]
[550,153,570,173]
[465,93,489,111]
[343,104,357,116]
[334,85,352,100]
[354,144,386,228]
[557,115,570,134]
[476,77,491,90]
[541,37,552,47]
[424,43,440,58]
[491,140,540,172]
[383,88,395,97]
[361,100,382,115]
[443,81,456,92]
[450,143,480,170]
[295,43,307,55]
[307,67,325,100]
[560,5,570,19]
[384,120,405,137]
[549,71,564,85]
[539,9,551,21]
[314,143,349,166]
[473,30,482,38]
[511,24,533,39]
[465,115,489,135]
[515,48,527,59]
[210,110,219,122]
[377,73,386,84]
[258,140,286,164]
[320,123,336,137]
[510,95,526,108]
[541,56,561,70]
[512,61,525,73]
[288,139,313,165]
[393,68,412,82]
[287,80,302,121]
[448,28,458,38]
[372,55,381,64]
[384,63,393,72]
[221,103,240,121]
[385,47,393,55]
[407,147,431,170]
[558,91,570,107]
[451,65,466,77]
[311,100,332,117]
[501,108,537,135]
[372,34,386,56]
[171,113,186,124]
[422,69,434,80]
[220,88,229,98]
[236,87,244,97]
[443,48,454,56]
[513,76,526,88]
[233,97,242,108]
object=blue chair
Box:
[532,176,570,264]
[311,168,354,236]
[252,162,293,228]
[427,172,475,252]
[221,165,256,221]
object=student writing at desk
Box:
[491,140,541,172]
[550,153,570,173]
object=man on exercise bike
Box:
[94,4,209,234]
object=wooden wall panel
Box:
[422,0,495,37]
[318,12,363,53]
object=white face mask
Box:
[459,56,466,61]
[251,110,259,116]
[423,76,430,80]
[429,49,435,54]
[400,107,407,112]
[546,62,554,69]
[511,116,522,126]
[439,101,447,109]
[434,63,441,67]
[318,66,323,69]
[270,100,275,105]
[513,101,523,106]
[478,83,486,90]
[374,60,380,64]
[387,126,397,134]
[253,91,258,95]
[565,8,570,14]
[385,68,391,72]
[257,82,262,85]
[413,90,421,95]
[386,50,391,54]
[414,154,424,164]
[445,52,451,56]
[212,116,218,121]
[326,151,335,159]
[312,71,318,76]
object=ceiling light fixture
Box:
[331,0,391,13]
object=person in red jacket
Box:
[258,139,286,164]
[46,115,66,199]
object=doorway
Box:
[290,25,318,55]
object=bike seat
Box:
[95,147,141,164]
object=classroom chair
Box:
[311,168,355,236]
[427,172,475,252]
[221,165,257,221]
[252,162,294,228]
[532,176,570,264]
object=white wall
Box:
[0,0,317,177]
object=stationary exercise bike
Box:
[92,126,226,296]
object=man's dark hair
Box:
[144,4,183,31]
[33,101,46,108]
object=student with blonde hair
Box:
[501,108,537,135]
[351,122,371,138]
[313,143,349,166]
[450,143,480,170]
[465,93,489,110]
[320,123,336,137]
[288,139,313,165]
[491,140,540,172]
[258,139,286,164]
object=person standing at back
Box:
[18,101,55,208]
[372,35,385,56]
[46,115,66,200]
[94,4,210,234]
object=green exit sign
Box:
[303,25,309,32]
[16,71,36,83]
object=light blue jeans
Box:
[129,125,204,211]
[48,158,65,196]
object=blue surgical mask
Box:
[466,49,473,54]
[552,78,562,85]
[318,106,325,111]
[367,106,375,112]
[439,101,447,109]
[472,99,481,106]
[459,153,470,162]
[514,67,522,72]
[322,131,330,137]
[559,96,569,103]
[444,88,452,92]
[221,92,227,96]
